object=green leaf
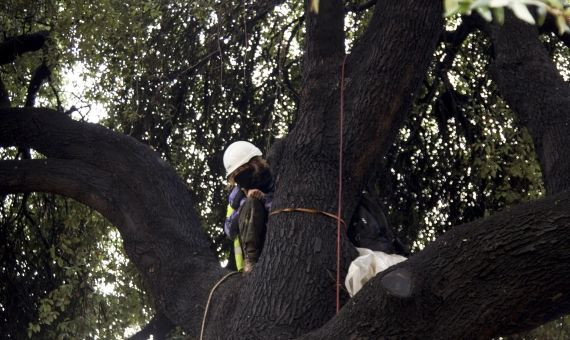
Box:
[477,7,493,21]
[444,0,461,16]
[536,5,548,26]
[556,14,568,34]
[470,0,490,11]
[309,0,319,14]
[489,0,509,7]
[545,0,564,10]
[521,0,550,7]
[459,1,474,13]
[509,2,536,25]
[493,7,505,24]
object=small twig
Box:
[47,75,62,111]
[25,62,50,107]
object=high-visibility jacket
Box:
[226,204,244,271]
[224,183,273,270]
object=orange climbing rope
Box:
[269,207,346,226]
[336,54,347,314]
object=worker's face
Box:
[234,166,255,189]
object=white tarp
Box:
[345,247,407,297]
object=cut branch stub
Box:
[381,268,413,298]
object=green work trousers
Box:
[238,197,267,263]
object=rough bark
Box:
[483,13,570,194]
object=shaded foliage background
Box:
[0,0,568,338]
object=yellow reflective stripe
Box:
[227,204,243,271]
[226,205,234,218]
[234,238,244,272]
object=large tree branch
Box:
[0,159,117,219]
[481,13,570,194]
[277,0,445,216]
[25,63,51,108]
[337,0,444,213]
[0,31,49,65]
[0,107,225,337]
[303,190,570,338]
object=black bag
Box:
[348,193,408,256]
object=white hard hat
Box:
[223,141,262,176]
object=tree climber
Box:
[223,141,274,273]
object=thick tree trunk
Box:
[202,0,445,337]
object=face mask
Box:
[234,168,255,189]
